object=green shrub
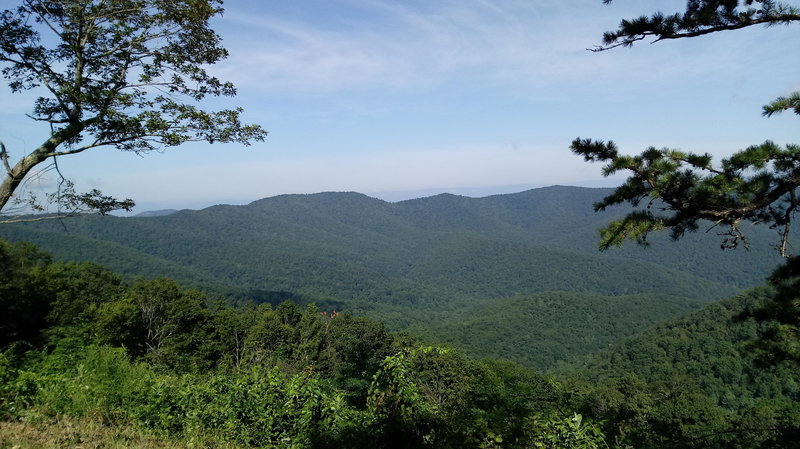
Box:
[35,345,154,423]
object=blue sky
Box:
[1,0,799,211]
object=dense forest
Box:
[1,0,797,446]
[1,187,791,370]
[0,239,605,448]
[2,188,797,448]
[1,238,798,448]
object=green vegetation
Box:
[1,188,783,305]
[1,239,615,448]
[416,291,707,371]
[560,287,800,448]
[1,1,796,447]
[0,187,790,369]
[1,236,798,448]
[573,0,800,366]
[0,0,266,219]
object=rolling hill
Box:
[0,186,789,368]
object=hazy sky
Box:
[1,0,799,211]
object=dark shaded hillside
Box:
[562,287,797,394]
[415,291,708,371]
[396,187,787,291]
[557,287,800,448]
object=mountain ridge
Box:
[2,185,785,304]
[1,185,791,368]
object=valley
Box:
[0,186,787,369]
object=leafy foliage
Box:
[527,413,607,449]
[0,240,616,448]
[562,288,800,448]
[578,2,800,255]
[2,239,800,447]
[745,256,800,364]
[0,0,266,218]
[575,0,800,369]
[1,187,787,326]
[419,291,708,371]
[1,187,790,371]
[570,139,800,254]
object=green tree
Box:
[41,261,125,330]
[592,0,800,51]
[527,413,608,449]
[0,240,52,347]
[297,303,324,368]
[0,0,266,219]
[124,278,215,370]
[367,347,434,448]
[242,304,296,367]
[327,314,392,404]
[570,0,799,364]
[93,295,144,354]
[211,301,258,370]
[471,360,561,447]
[750,256,800,364]
[571,0,799,253]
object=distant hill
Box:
[135,209,178,217]
[561,287,779,387]
[0,186,790,368]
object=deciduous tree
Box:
[0,0,267,220]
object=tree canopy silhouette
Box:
[572,0,799,256]
[0,0,267,220]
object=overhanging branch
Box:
[592,12,800,52]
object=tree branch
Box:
[592,14,800,51]
[0,141,11,175]
[0,0,266,216]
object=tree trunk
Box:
[0,148,53,212]
[0,126,82,213]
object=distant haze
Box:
[130,179,627,214]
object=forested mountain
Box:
[414,291,708,371]
[0,186,789,369]
[0,240,588,448]
[1,237,796,448]
[558,287,800,447]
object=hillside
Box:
[414,291,708,371]
[557,287,800,447]
[1,236,796,449]
[0,186,790,368]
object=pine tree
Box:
[571,0,799,364]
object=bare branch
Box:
[0,213,78,224]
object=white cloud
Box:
[5,0,797,211]
[214,0,800,98]
[215,0,651,93]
